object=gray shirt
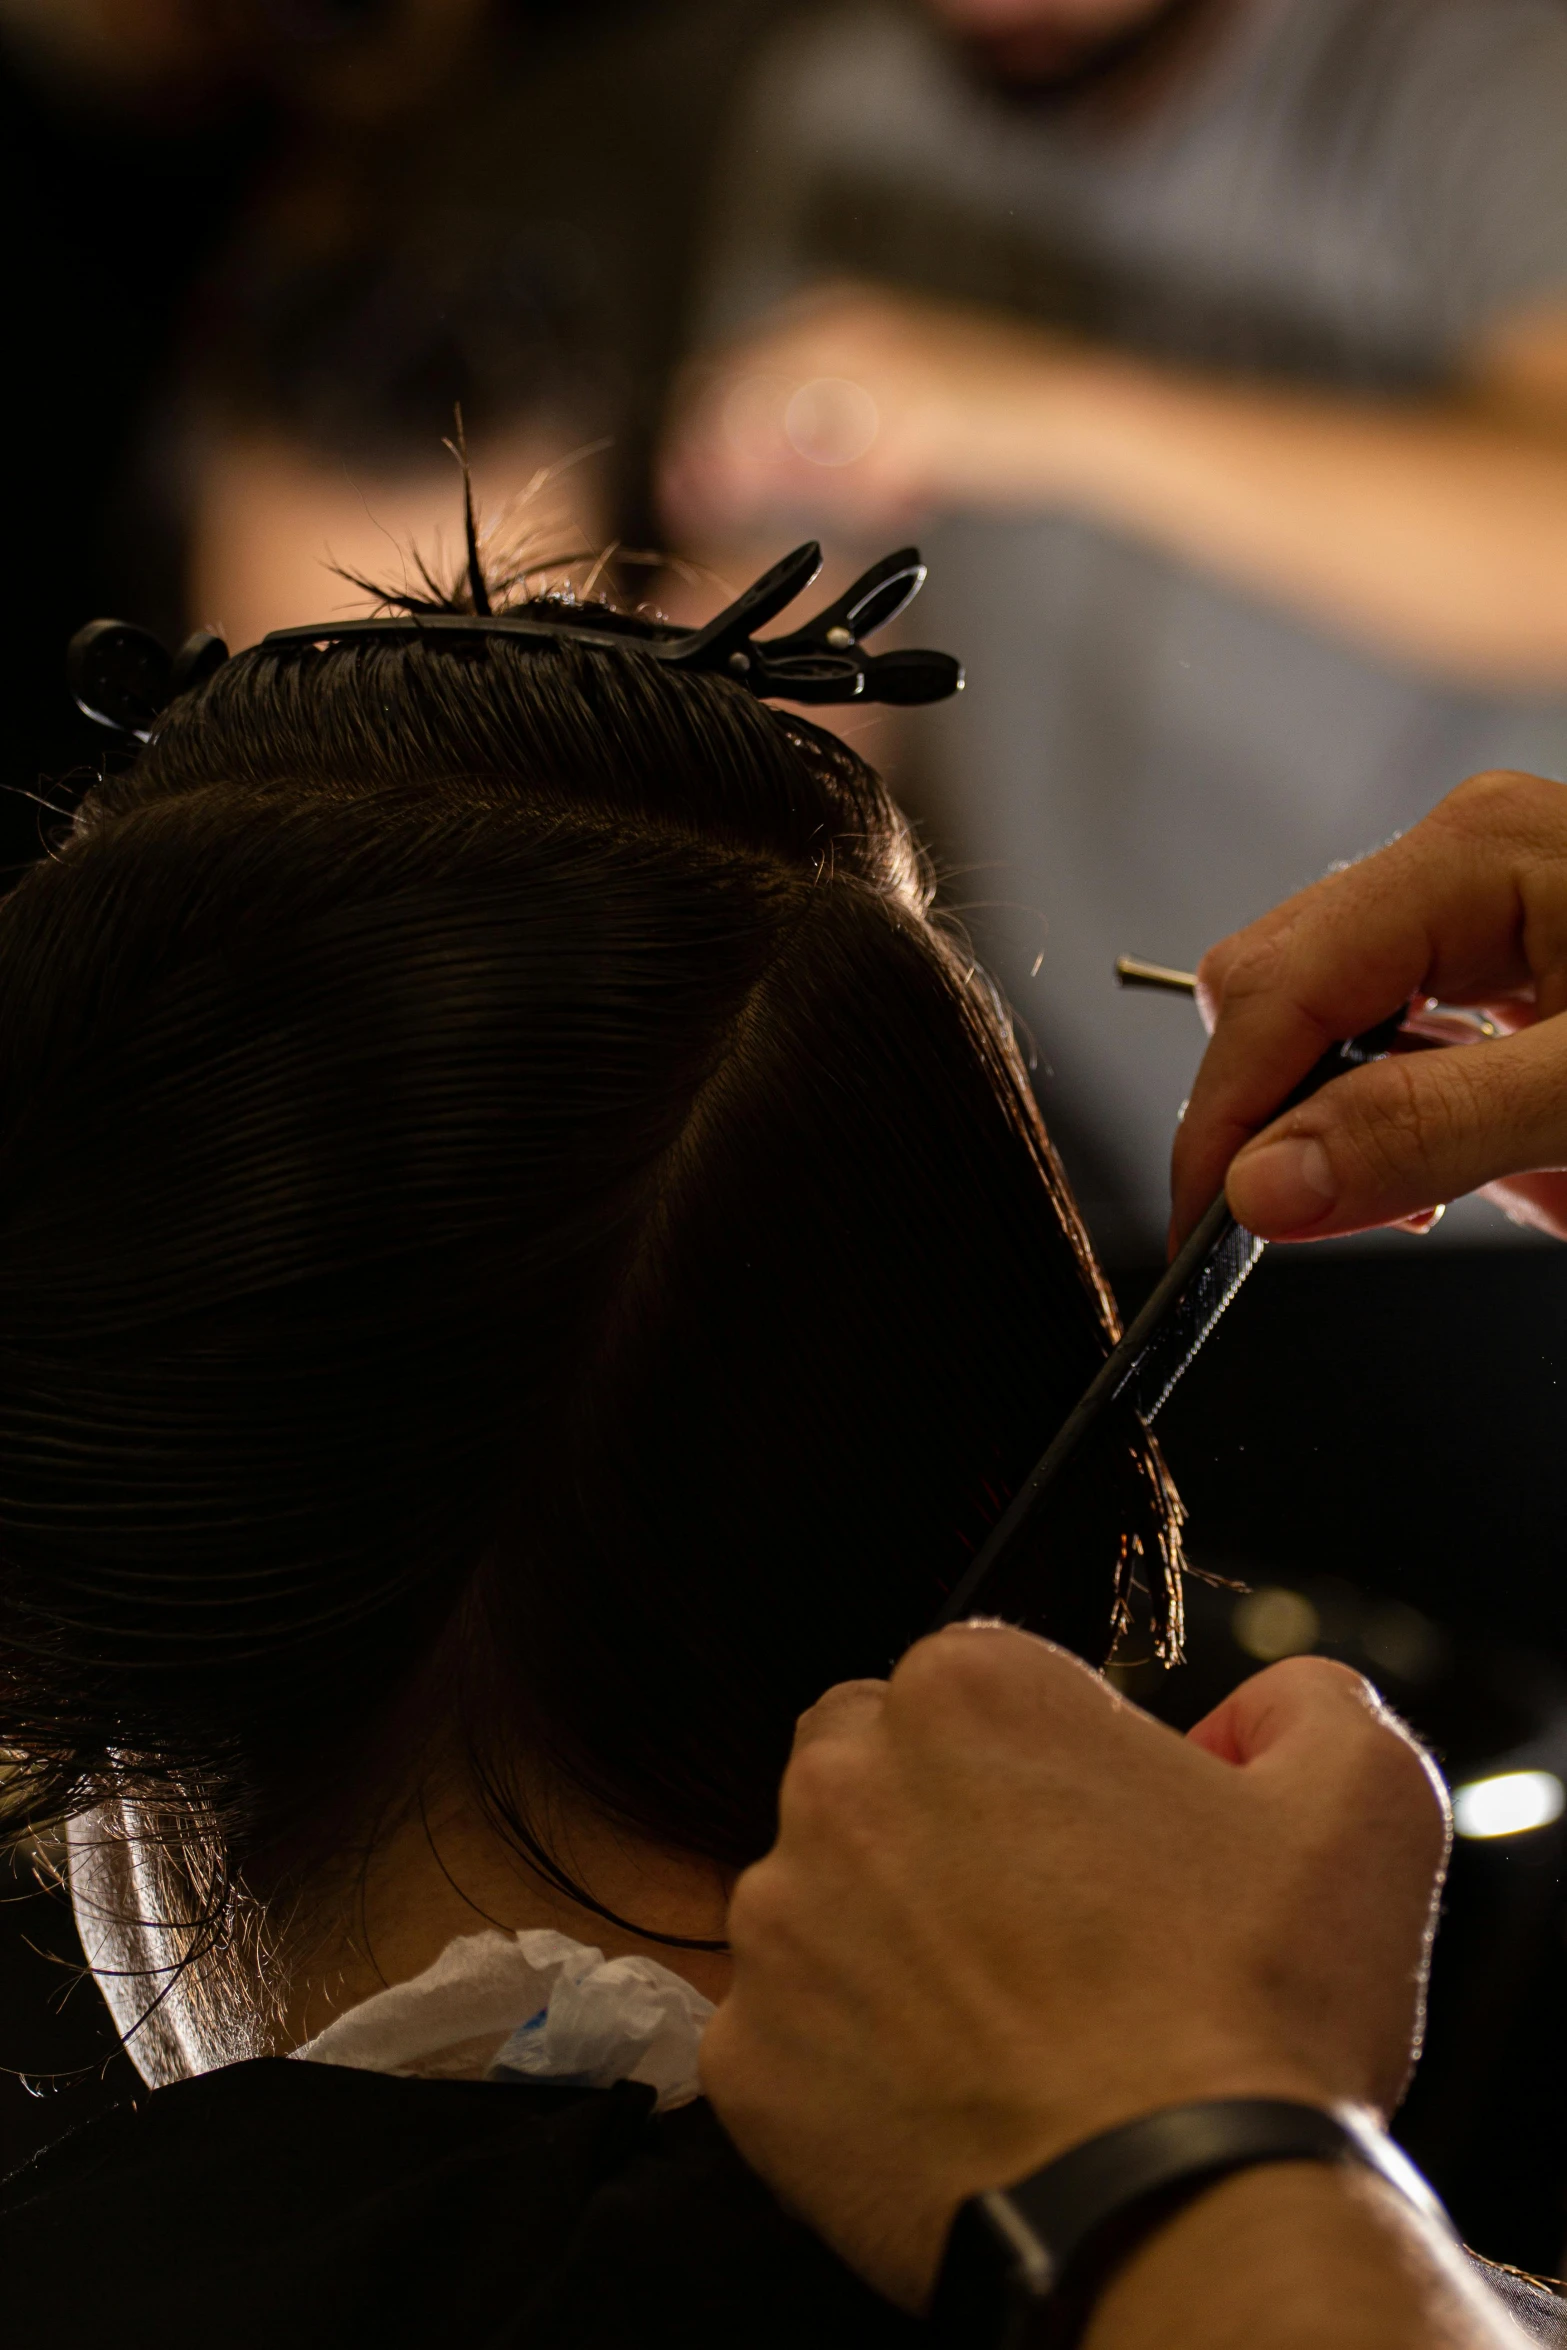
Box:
[698,0,1567,1251]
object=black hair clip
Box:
[259,542,964,707]
[660,540,962,705]
[66,545,962,742]
[67,621,229,745]
[931,973,1410,1635]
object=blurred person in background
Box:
[663,0,1567,1252]
[0,0,786,649]
[153,1,792,649]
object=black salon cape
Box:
[2,2060,1565,2347]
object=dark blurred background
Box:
[5,0,1567,2287]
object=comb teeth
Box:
[1124,1207,1264,1424]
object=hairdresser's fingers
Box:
[790,1679,888,1757]
[1187,1655,1441,1803]
[1222,1015,1567,1241]
[771,1632,1120,1885]
[1483,1167,1567,1236]
[1187,1656,1449,1891]
[660,286,924,532]
[1184,1654,1371,1765]
[1186,1658,1448,2115]
[663,282,1079,538]
[1171,771,1567,1241]
[884,1621,1114,1758]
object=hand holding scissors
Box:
[1170,770,1567,1250]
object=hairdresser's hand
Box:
[660,283,1084,537]
[700,1630,1446,2312]
[1172,769,1567,1247]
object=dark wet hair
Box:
[0,598,1180,1931]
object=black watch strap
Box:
[931,2097,1453,2350]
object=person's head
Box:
[0,551,1181,2064]
[925,0,1194,87]
[173,5,726,646]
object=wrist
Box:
[900,2059,1356,2309]
[958,2055,1357,2191]
[932,2098,1450,2349]
[1087,2160,1476,2350]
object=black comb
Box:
[931,996,1406,1631]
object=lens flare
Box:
[1452,1769,1565,1840]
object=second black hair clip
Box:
[68,621,229,746]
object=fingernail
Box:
[1230,1136,1337,1232]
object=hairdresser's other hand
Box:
[660,282,1084,537]
[1172,770,1567,1248]
[700,1629,1446,2312]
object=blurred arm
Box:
[661,290,1567,689]
[972,302,1567,688]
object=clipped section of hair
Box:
[328,435,660,622]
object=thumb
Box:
[1186,1655,1387,1767]
[1225,1018,1567,1240]
[1189,1659,1448,1843]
